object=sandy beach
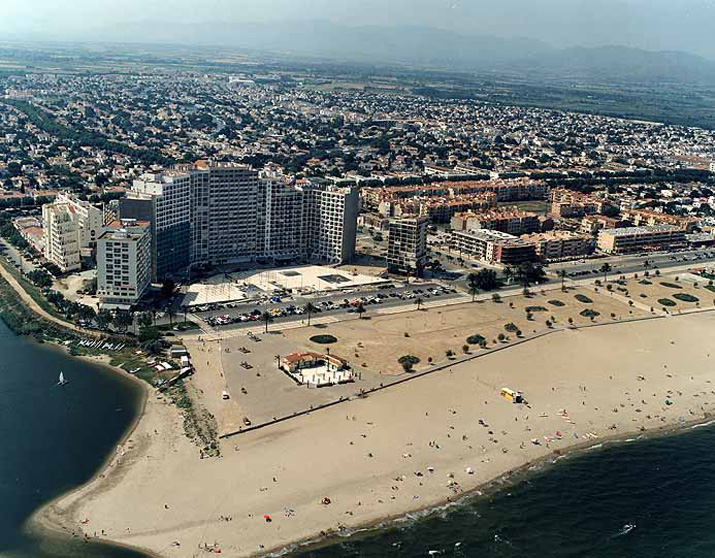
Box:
[33,308,715,558]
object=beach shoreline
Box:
[27,348,160,558]
[269,411,715,557]
[28,309,715,558]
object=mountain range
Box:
[20,20,715,85]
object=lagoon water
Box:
[0,321,145,557]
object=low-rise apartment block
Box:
[450,209,540,236]
[597,225,687,255]
[522,231,592,262]
[549,188,615,218]
[450,229,538,265]
[621,208,697,232]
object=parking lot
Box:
[193,283,461,330]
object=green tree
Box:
[397,354,420,373]
[415,297,424,310]
[468,269,498,291]
[97,309,112,330]
[138,312,153,330]
[114,310,132,331]
[356,303,366,319]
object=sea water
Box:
[292,421,715,557]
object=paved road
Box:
[0,238,37,274]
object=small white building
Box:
[279,351,354,387]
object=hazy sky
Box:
[3,0,715,58]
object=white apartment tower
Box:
[191,163,261,266]
[42,204,81,272]
[97,219,152,307]
[127,171,192,281]
[121,163,358,278]
[42,192,103,271]
[261,172,304,262]
[300,180,358,263]
[53,192,104,252]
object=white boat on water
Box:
[57,371,68,386]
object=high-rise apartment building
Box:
[300,179,358,264]
[53,192,104,253]
[97,219,152,306]
[124,170,192,281]
[41,192,103,271]
[261,173,304,263]
[190,162,261,266]
[122,164,358,279]
[387,216,428,277]
[42,203,81,272]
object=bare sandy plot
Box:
[612,273,713,313]
[285,288,646,375]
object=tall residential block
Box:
[300,179,358,264]
[97,219,152,306]
[42,203,81,272]
[387,216,428,277]
[123,164,358,280]
[41,192,103,271]
[125,170,192,281]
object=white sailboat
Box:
[57,371,68,386]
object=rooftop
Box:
[600,225,681,236]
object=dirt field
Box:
[284,286,647,375]
[607,272,713,313]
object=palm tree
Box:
[415,297,424,311]
[261,311,274,333]
[558,269,568,291]
[167,307,175,327]
[356,303,366,320]
[304,302,318,325]
[468,284,479,302]
[600,263,612,284]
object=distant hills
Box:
[44,20,715,85]
[513,46,715,85]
